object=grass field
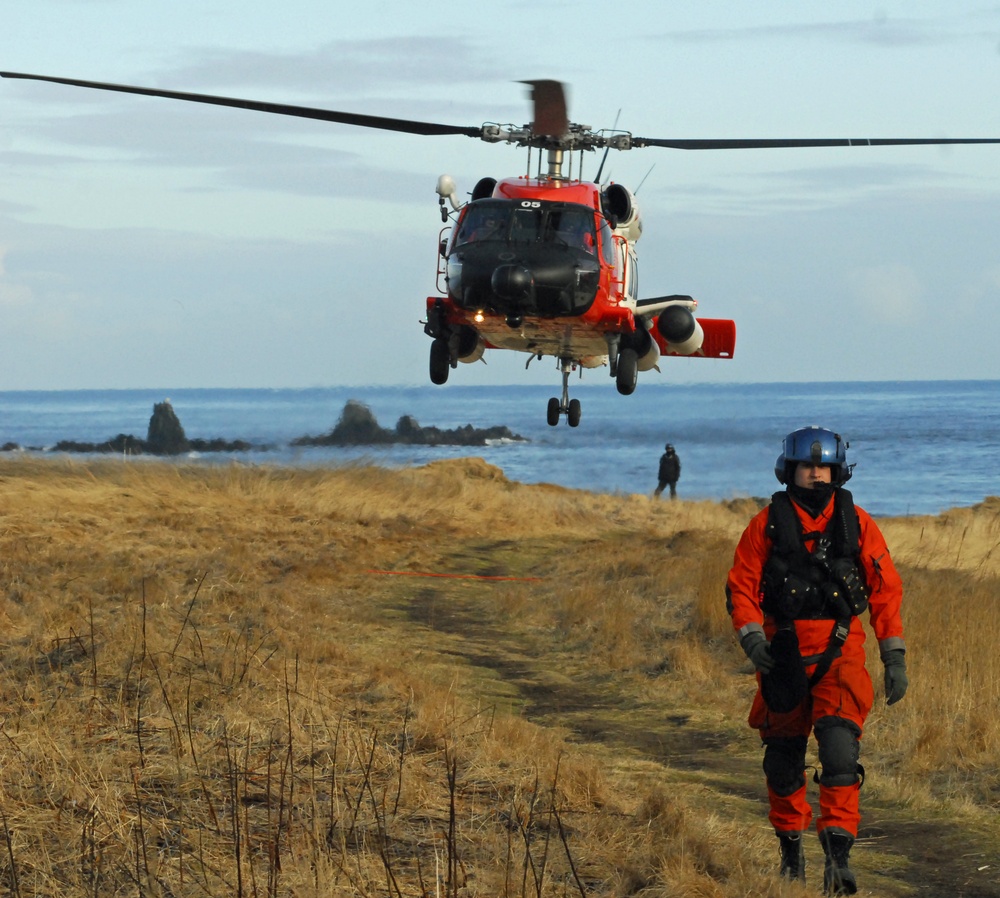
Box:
[0,457,997,896]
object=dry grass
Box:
[866,504,1000,812]
[0,457,997,897]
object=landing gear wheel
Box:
[567,398,582,427]
[429,338,450,385]
[546,397,560,426]
[616,347,638,395]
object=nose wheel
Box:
[547,359,582,427]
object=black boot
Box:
[777,831,805,881]
[820,829,857,895]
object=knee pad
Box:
[815,716,861,787]
[763,736,808,796]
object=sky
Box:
[2,1,1000,391]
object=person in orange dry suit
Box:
[726,426,907,895]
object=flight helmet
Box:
[774,425,853,485]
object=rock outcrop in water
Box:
[146,400,189,454]
[46,400,251,456]
[292,400,526,447]
[3,399,524,455]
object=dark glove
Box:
[740,631,775,673]
[881,648,908,705]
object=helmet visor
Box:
[783,427,846,466]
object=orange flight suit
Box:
[727,489,904,837]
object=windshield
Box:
[454,200,597,254]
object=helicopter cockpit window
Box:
[598,217,615,265]
[509,206,541,243]
[454,200,598,255]
[509,202,596,253]
[453,201,510,245]
[548,207,596,253]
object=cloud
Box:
[0,246,33,308]
[847,263,924,323]
[163,37,507,94]
[650,11,999,48]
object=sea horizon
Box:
[1,380,997,519]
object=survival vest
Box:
[761,488,870,624]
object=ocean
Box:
[1,381,996,518]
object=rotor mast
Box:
[546,148,566,180]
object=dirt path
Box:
[397,582,1000,898]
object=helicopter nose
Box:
[491,263,534,302]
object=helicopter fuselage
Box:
[428,176,640,365]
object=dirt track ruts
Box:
[398,580,1000,898]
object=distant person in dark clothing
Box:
[654,444,681,499]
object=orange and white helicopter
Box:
[4,73,1000,426]
[424,82,738,428]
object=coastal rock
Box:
[292,400,526,447]
[51,434,140,454]
[146,400,190,455]
[46,400,251,455]
[7,398,523,455]
[48,432,253,455]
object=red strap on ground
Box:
[365,569,541,582]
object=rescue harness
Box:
[761,488,871,691]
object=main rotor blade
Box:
[633,136,1000,150]
[8,71,998,153]
[0,71,484,138]
[521,79,568,137]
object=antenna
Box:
[634,164,656,195]
[594,108,622,184]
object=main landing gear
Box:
[609,346,638,395]
[547,358,582,427]
[429,337,452,385]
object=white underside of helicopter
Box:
[472,294,700,366]
[476,320,610,366]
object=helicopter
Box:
[4,73,1000,426]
